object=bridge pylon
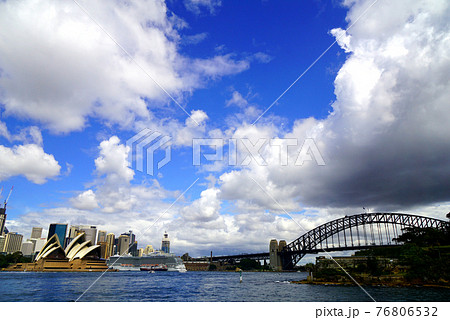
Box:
[270,239,289,271]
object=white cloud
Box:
[0,0,248,134]
[180,187,221,222]
[70,190,99,211]
[226,91,248,108]
[94,136,134,185]
[184,0,222,15]
[0,144,60,184]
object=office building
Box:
[78,226,97,244]
[4,232,23,253]
[98,241,108,259]
[0,236,5,252]
[161,231,170,253]
[97,230,107,243]
[65,225,81,247]
[121,231,137,256]
[144,244,154,255]
[68,225,81,239]
[138,248,144,257]
[28,237,45,254]
[117,234,130,255]
[47,223,67,247]
[21,241,35,256]
[105,233,115,258]
[0,207,6,236]
[31,227,43,239]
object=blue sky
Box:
[1,0,449,257]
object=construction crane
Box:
[4,186,13,209]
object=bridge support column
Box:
[269,239,281,271]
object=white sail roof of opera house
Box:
[35,234,64,261]
[71,245,101,261]
[35,232,101,262]
[66,240,91,260]
[64,233,85,255]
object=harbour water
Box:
[0,271,449,302]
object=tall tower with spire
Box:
[161,231,170,253]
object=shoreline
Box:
[292,280,450,289]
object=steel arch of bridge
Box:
[281,213,449,269]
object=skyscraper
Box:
[4,232,23,253]
[0,207,6,236]
[97,230,107,243]
[117,234,130,255]
[47,223,67,247]
[31,238,47,254]
[161,231,170,253]
[98,241,108,259]
[0,236,5,252]
[121,231,137,256]
[31,227,43,239]
[21,241,35,256]
[78,225,97,244]
[105,233,115,258]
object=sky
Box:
[0,0,449,258]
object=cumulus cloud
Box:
[0,0,248,134]
[208,0,450,216]
[94,136,135,185]
[0,144,61,184]
[70,190,99,211]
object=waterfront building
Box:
[105,233,115,258]
[78,226,97,244]
[30,238,47,254]
[97,230,107,243]
[21,241,35,256]
[4,232,23,253]
[121,231,137,256]
[161,231,170,253]
[117,234,130,255]
[98,241,108,259]
[31,227,43,239]
[47,223,67,247]
[129,241,138,256]
[0,207,6,236]
[65,226,79,247]
[0,236,5,252]
[138,248,144,257]
[144,244,154,254]
[65,225,97,247]
[114,238,119,255]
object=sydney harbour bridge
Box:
[210,213,450,270]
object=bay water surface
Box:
[0,271,449,302]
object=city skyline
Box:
[0,216,171,257]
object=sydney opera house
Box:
[4,233,111,272]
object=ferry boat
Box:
[107,251,186,272]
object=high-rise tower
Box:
[47,223,67,247]
[0,207,6,236]
[161,231,170,253]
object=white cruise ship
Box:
[107,251,187,272]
